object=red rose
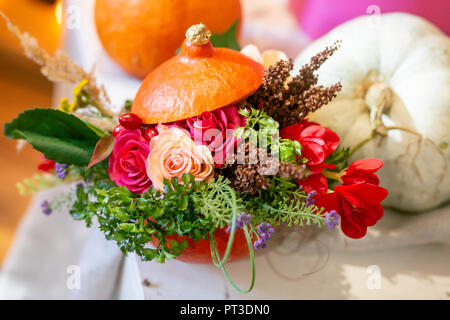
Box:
[108,129,152,194]
[315,183,388,239]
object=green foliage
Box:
[240,177,327,228]
[124,100,133,112]
[16,163,109,196]
[76,163,110,184]
[16,174,62,195]
[4,109,106,165]
[210,19,240,51]
[236,107,307,164]
[235,108,279,151]
[325,147,350,188]
[279,138,304,163]
[326,147,350,172]
[236,108,279,137]
[70,174,232,263]
[192,176,241,228]
[70,167,326,263]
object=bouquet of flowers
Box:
[4,23,388,293]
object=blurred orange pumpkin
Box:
[95,0,242,79]
[132,24,265,124]
[154,227,250,264]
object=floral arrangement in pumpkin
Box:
[4,23,388,293]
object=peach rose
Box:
[147,125,214,190]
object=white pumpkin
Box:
[294,13,450,212]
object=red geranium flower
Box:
[280,120,340,193]
[341,158,383,185]
[280,121,339,173]
[38,154,55,172]
[315,158,388,239]
[315,183,388,239]
[297,174,328,194]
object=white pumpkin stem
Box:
[365,83,392,136]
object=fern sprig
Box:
[193,175,243,228]
[240,177,327,228]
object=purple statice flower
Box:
[325,210,339,230]
[41,200,52,215]
[257,222,274,238]
[55,163,69,180]
[253,239,267,250]
[253,222,275,250]
[305,190,317,207]
[226,213,252,233]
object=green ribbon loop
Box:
[209,185,256,293]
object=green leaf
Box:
[4,109,106,165]
[149,206,163,218]
[210,19,240,51]
[124,100,133,112]
[118,223,136,233]
[142,248,159,260]
[88,135,115,169]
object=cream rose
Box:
[147,125,214,190]
[240,44,288,69]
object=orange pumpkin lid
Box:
[131,24,265,124]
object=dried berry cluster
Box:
[247,43,342,128]
[217,142,307,194]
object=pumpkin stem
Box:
[365,83,393,136]
[185,23,211,46]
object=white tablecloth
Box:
[1,185,449,299]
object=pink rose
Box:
[147,125,214,191]
[108,129,152,194]
[185,105,246,166]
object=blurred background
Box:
[0,0,61,263]
[0,0,448,266]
